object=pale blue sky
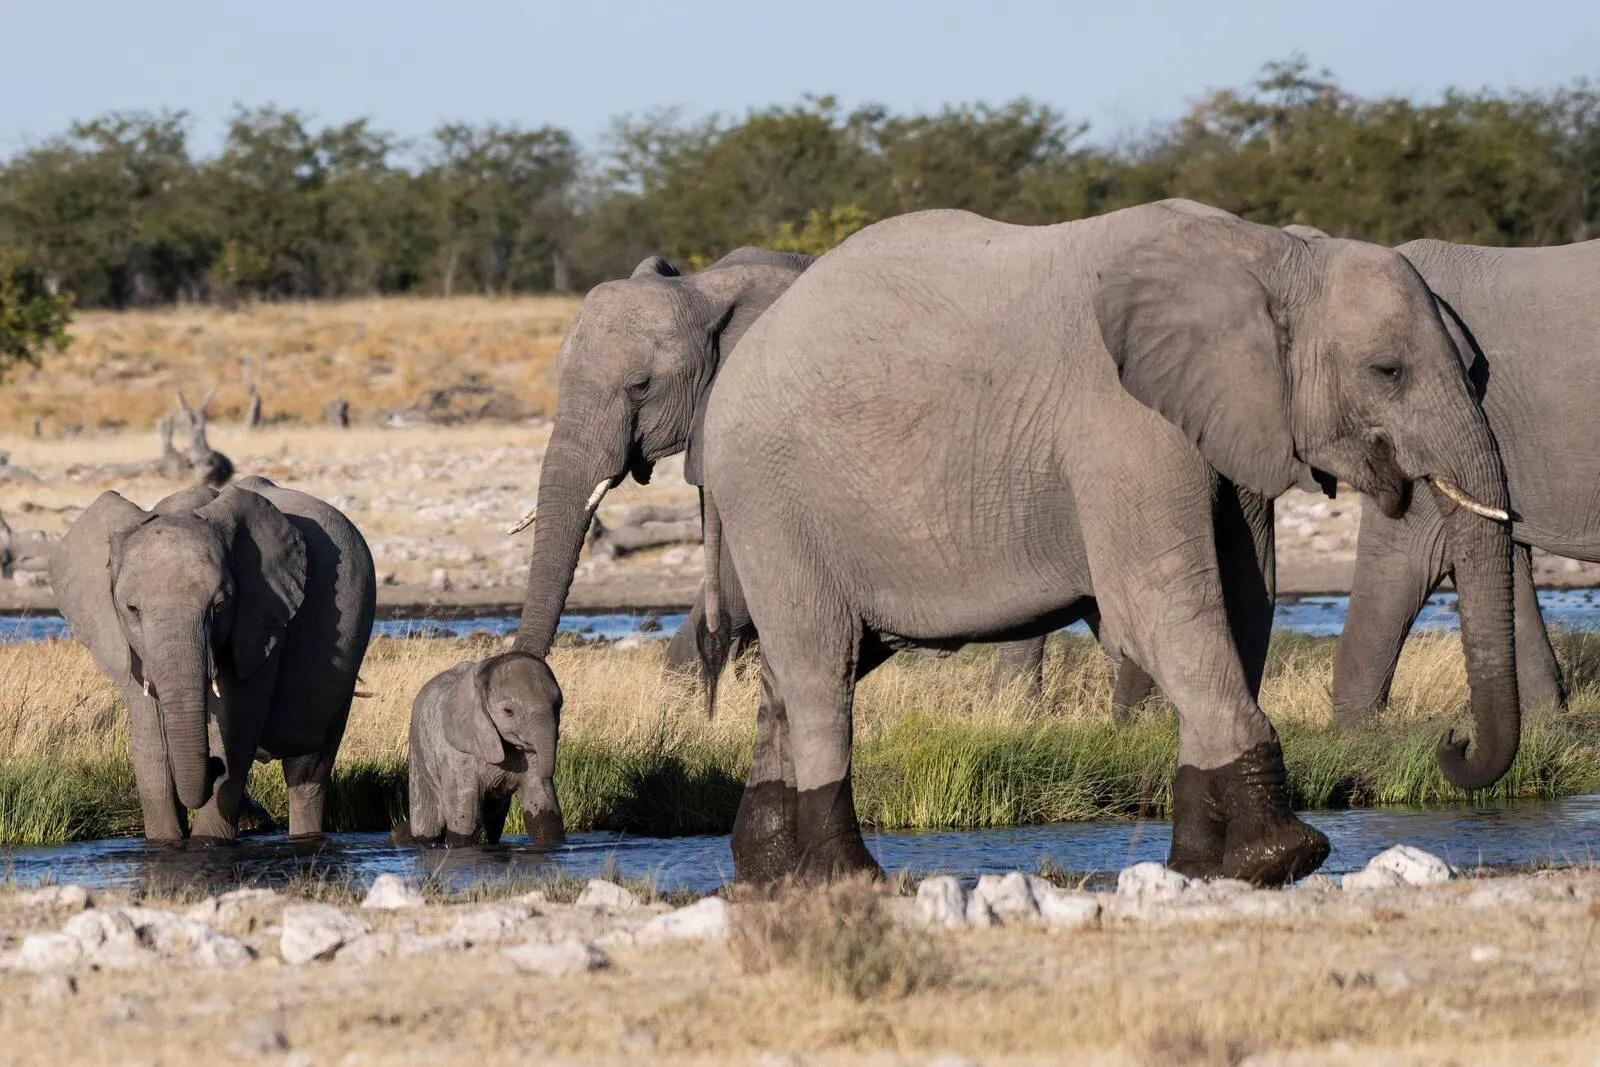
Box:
[2,1,1596,156]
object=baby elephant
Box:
[406,651,565,846]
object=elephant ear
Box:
[1092,221,1306,498]
[50,492,152,686]
[631,255,679,279]
[446,660,509,765]
[196,487,307,677]
[152,484,219,515]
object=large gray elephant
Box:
[702,200,1521,887]
[1331,237,1600,723]
[50,476,376,843]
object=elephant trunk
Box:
[513,421,619,656]
[1430,428,1520,790]
[149,632,215,811]
[524,713,564,845]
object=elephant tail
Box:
[694,488,730,720]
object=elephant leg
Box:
[516,774,565,846]
[480,794,511,846]
[731,657,800,883]
[663,597,703,673]
[1513,544,1565,711]
[756,608,882,883]
[127,688,186,842]
[281,747,336,837]
[1218,480,1276,699]
[988,638,1045,699]
[189,717,251,845]
[1331,492,1448,726]
[406,766,445,843]
[1109,660,1157,724]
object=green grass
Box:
[3,703,1596,846]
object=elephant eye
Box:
[625,378,649,400]
[1369,360,1402,383]
[125,603,140,616]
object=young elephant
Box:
[405,651,564,846]
[50,476,376,844]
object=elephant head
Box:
[1094,202,1520,790]
[51,486,306,810]
[513,247,811,655]
[448,651,565,843]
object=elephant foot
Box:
[731,779,802,883]
[1169,742,1328,887]
[186,834,240,850]
[793,780,881,883]
[523,809,566,847]
[1330,702,1379,731]
[444,830,481,848]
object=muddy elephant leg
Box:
[189,717,251,845]
[988,638,1045,698]
[1332,492,1449,726]
[127,688,186,842]
[281,747,336,837]
[516,775,565,846]
[732,657,800,883]
[480,794,511,846]
[1513,544,1564,711]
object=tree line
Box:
[2,56,1597,319]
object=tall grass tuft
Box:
[4,630,1600,845]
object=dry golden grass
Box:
[0,294,582,432]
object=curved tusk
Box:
[585,480,611,512]
[211,677,221,699]
[143,679,151,698]
[1428,476,1510,522]
[506,506,537,536]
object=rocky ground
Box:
[4,422,1600,617]
[3,849,1598,1065]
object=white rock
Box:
[964,892,998,927]
[362,874,426,910]
[503,937,609,977]
[1464,881,1538,908]
[1470,943,1503,964]
[1116,862,1191,901]
[17,885,92,910]
[638,897,730,943]
[576,879,641,912]
[1365,845,1455,886]
[18,933,83,971]
[1026,879,1102,930]
[448,903,536,947]
[190,927,255,968]
[971,872,1039,923]
[1294,874,1338,892]
[280,904,371,964]
[185,887,283,927]
[62,908,140,952]
[1341,865,1406,892]
[31,972,79,1001]
[915,877,969,929]
[336,932,398,965]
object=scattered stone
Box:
[1116,862,1191,901]
[17,885,92,910]
[1294,874,1337,892]
[185,887,284,928]
[970,872,1039,922]
[915,876,969,929]
[638,896,730,943]
[448,903,536,947]
[1341,865,1406,892]
[362,874,426,910]
[429,567,453,592]
[17,932,83,971]
[1470,943,1503,964]
[1465,882,1538,908]
[1365,845,1455,886]
[280,904,371,964]
[576,879,641,912]
[1026,879,1102,930]
[503,937,609,977]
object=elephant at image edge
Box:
[703,200,1522,886]
[1331,236,1600,723]
[50,476,376,842]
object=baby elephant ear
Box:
[445,660,509,765]
[196,487,307,677]
[631,255,680,279]
[1092,218,1306,498]
[50,491,151,685]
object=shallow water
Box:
[7,795,1596,896]
[6,587,1600,646]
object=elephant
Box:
[700,199,1522,887]
[401,651,564,846]
[50,476,376,843]
[1331,236,1600,723]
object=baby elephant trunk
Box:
[151,648,216,812]
[524,716,564,845]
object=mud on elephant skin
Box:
[704,200,1521,887]
[49,477,376,844]
[401,651,565,847]
[1331,236,1600,724]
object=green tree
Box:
[0,252,72,382]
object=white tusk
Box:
[1428,476,1510,522]
[143,679,151,698]
[585,480,611,512]
[506,480,610,536]
[506,506,537,536]
[211,678,221,699]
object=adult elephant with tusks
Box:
[1328,235,1600,724]
[702,199,1522,887]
